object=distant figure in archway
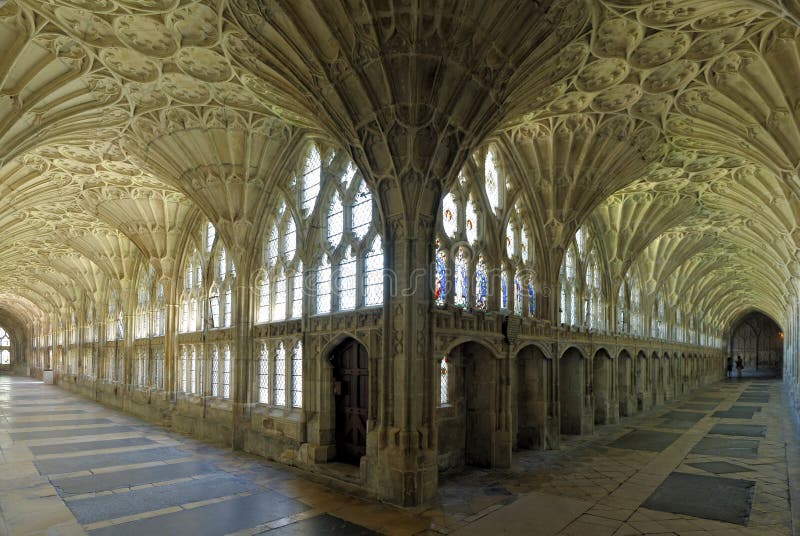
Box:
[726,356,733,379]
[735,356,744,379]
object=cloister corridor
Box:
[1,373,797,536]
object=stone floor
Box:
[1,375,798,535]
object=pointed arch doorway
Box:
[330,338,369,465]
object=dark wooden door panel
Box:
[334,340,368,464]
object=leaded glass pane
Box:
[514,276,523,315]
[442,193,458,238]
[474,256,487,310]
[267,225,279,265]
[284,217,297,260]
[211,347,219,397]
[218,247,227,279]
[291,264,303,318]
[291,342,302,408]
[528,283,535,315]
[223,286,232,327]
[258,343,269,404]
[209,291,220,328]
[316,259,331,314]
[189,346,196,393]
[222,346,231,399]
[454,247,468,308]
[258,277,269,323]
[364,238,383,307]
[338,253,356,310]
[352,180,372,240]
[521,226,530,263]
[440,357,449,405]
[273,272,286,321]
[466,199,478,244]
[328,193,344,247]
[302,147,321,214]
[206,223,216,252]
[486,150,500,211]
[274,343,286,406]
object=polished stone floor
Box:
[1,375,798,535]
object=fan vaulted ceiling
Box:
[0,0,799,331]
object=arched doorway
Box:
[651,352,662,406]
[515,344,553,450]
[635,351,648,411]
[593,349,613,425]
[618,350,633,416]
[560,347,589,435]
[729,312,783,376]
[330,338,369,465]
[436,341,501,471]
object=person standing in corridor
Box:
[735,355,744,378]
[726,356,733,379]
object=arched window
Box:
[210,244,235,329]
[274,342,286,406]
[302,147,383,314]
[153,282,165,336]
[0,327,11,365]
[135,267,153,339]
[84,302,95,343]
[257,342,269,403]
[291,341,303,408]
[560,245,577,325]
[180,249,204,333]
[629,270,641,336]
[436,147,521,313]
[586,250,603,330]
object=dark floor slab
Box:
[9,425,133,441]
[688,461,755,475]
[7,418,114,428]
[264,514,378,536]
[52,460,218,496]
[68,473,258,524]
[709,424,767,438]
[712,407,759,419]
[657,411,706,430]
[87,491,309,536]
[608,430,682,452]
[35,446,188,475]
[733,405,763,412]
[679,403,716,411]
[737,397,769,404]
[29,437,156,456]
[642,472,754,525]
[690,436,760,459]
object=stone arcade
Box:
[0,0,799,519]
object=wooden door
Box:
[333,340,368,464]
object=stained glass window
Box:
[435,247,447,307]
[514,276,523,315]
[352,180,372,240]
[291,342,302,408]
[440,356,449,405]
[454,247,469,308]
[364,238,383,307]
[302,147,321,214]
[501,270,509,309]
[274,343,286,406]
[528,282,535,315]
[617,283,626,333]
[466,199,478,244]
[327,193,344,247]
[442,193,458,238]
[521,225,530,263]
[316,258,331,314]
[258,343,269,404]
[339,251,357,310]
[475,255,487,310]
[485,150,500,213]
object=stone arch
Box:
[560,346,591,435]
[617,349,634,416]
[436,340,505,471]
[593,348,615,425]
[440,336,504,360]
[514,344,554,450]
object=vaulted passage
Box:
[2,0,800,527]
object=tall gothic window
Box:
[586,249,603,330]
[436,147,530,313]
[259,201,302,323]
[617,282,627,334]
[629,270,642,336]
[439,356,450,405]
[135,267,153,339]
[180,248,204,333]
[210,242,235,329]
[560,245,577,325]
